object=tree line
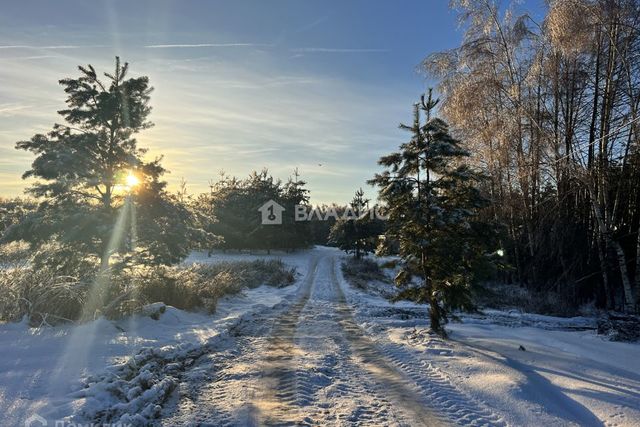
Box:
[0,56,377,268]
[6,0,638,336]
[190,169,313,252]
[424,0,640,313]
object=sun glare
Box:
[125,172,140,188]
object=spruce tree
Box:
[369,90,487,336]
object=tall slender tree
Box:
[425,0,640,313]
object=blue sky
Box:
[0,0,543,204]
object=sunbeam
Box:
[46,189,140,412]
[2,2,640,426]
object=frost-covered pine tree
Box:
[11,57,212,267]
[369,90,487,336]
[329,188,382,259]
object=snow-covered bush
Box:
[341,257,389,290]
[597,314,640,342]
[0,256,296,325]
[0,240,31,267]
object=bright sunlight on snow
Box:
[2,1,640,426]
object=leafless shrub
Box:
[474,282,580,317]
[342,257,388,290]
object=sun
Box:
[125,172,140,188]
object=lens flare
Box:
[125,172,140,188]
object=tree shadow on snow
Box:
[455,341,606,426]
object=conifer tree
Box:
[281,168,312,250]
[329,188,381,259]
[206,169,311,252]
[12,57,207,266]
[369,90,487,336]
[246,169,283,252]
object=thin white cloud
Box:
[0,45,106,50]
[8,55,59,61]
[144,43,270,49]
[290,47,388,53]
[0,42,406,204]
[294,15,331,33]
[0,104,32,115]
[0,43,268,51]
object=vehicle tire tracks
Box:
[330,257,507,427]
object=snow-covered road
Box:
[162,249,503,426]
[2,246,639,426]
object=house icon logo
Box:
[24,414,47,427]
[258,200,285,225]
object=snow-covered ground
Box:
[0,250,311,426]
[0,246,638,426]
[342,268,640,427]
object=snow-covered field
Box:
[0,246,638,426]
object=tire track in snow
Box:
[252,253,434,426]
[253,253,448,426]
[292,289,409,426]
[247,255,321,425]
[330,258,507,427]
[161,256,322,426]
[326,259,449,426]
[161,346,244,426]
[375,343,507,427]
[163,251,503,426]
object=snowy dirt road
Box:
[3,247,638,426]
[161,250,503,426]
